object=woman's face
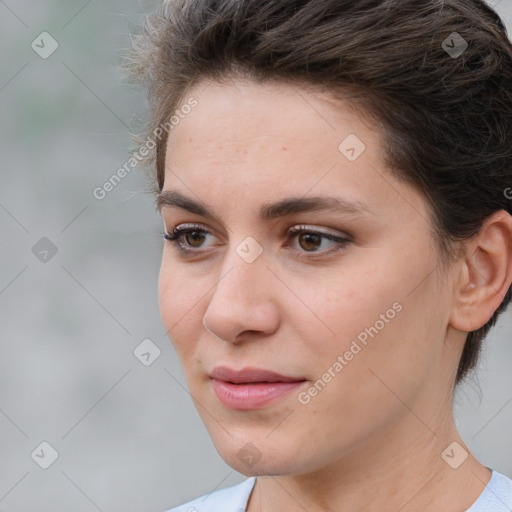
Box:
[158,79,462,476]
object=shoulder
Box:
[164,477,257,512]
[466,469,512,512]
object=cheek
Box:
[287,264,394,359]
[158,259,206,358]
[298,253,439,379]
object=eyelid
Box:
[287,224,350,239]
[166,222,348,240]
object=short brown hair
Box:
[124,0,512,386]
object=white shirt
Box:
[166,468,512,512]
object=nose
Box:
[202,246,280,344]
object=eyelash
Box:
[163,223,351,259]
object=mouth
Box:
[209,365,306,383]
[209,366,307,409]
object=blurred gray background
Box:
[0,1,511,510]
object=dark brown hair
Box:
[124,0,512,386]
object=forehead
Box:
[162,79,428,225]
[167,79,371,153]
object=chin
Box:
[210,430,314,477]
[221,450,300,477]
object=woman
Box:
[126,0,512,510]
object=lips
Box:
[209,366,305,384]
[209,366,308,409]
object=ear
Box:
[449,210,512,333]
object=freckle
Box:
[282,147,288,151]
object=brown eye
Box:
[163,224,213,254]
[297,232,322,252]
[185,231,207,247]
[286,225,351,258]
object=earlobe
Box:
[449,210,512,333]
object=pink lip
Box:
[209,366,307,409]
[209,366,304,383]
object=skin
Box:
[157,78,512,511]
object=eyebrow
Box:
[155,190,375,221]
